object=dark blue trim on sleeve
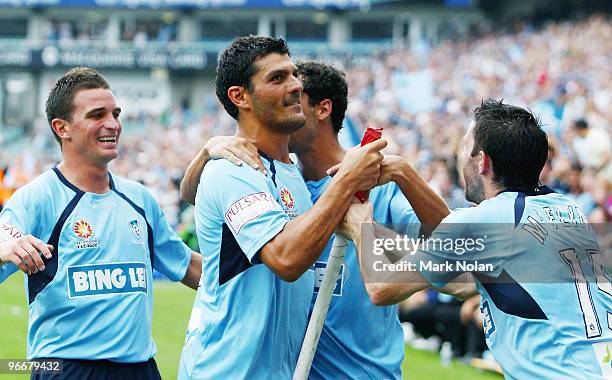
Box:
[475,270,548,320]
[28,184,84,304]
[219,223,254,286]
[110,175,155,268]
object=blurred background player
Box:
[341,99,612,379]
[178,36,386,379]
[0,67,201,379]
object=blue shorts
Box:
[30,358,161,380]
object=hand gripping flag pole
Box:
[293,127,383,380]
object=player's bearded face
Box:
[249,53,306,134]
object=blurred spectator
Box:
[3,15,611,231]
[569,119,611,172]
[399,290,487,359]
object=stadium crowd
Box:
[0,14,610,364]
[3,15,609,224]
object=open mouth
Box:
[284,97,301,107]
[97,136,117,144]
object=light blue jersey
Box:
[417,187,612,379]
[307,177,420,380]
[0,167,191,362]
[179,155,314,379]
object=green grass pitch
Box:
[0,275,500,379]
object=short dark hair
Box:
[296,61,348,134]
[215,35,290,120]
[471,99,548,189]
[573,119,588,130]
[45,67,110,145]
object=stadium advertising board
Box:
[0,0,368,8]
[0,45,215,70]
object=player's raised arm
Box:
[180,136,265,205]
[339,202,476,304]
[259,139,386,282]
[378,155,450,229]
[328,154,450,230]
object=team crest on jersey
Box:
[280,188,294,209]
[73,219,99,249]
[129,220,141,239]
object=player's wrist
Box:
[389,159,408,182]
[330,169,359,195]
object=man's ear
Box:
[51,118,71,141]
[478,151,491,175]
[317,99,332,121]
[228,86,250,112]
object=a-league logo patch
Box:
[73,219,99,249]
[129,220,141,239]
[280,188,295,209]
[73,219,93,239]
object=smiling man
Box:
[0,67,202,379]
[177,36,387,379]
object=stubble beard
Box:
[463,165,485,204]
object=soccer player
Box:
[340,99,612,379]
[0,67,201,379]
[177,38,386,379]
[179,61,474,379]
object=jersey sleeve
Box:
[0,187,39,283]
[143,189,192,282]
[413,207,511,287]
[0,186,36,235]
[202,160,289,263]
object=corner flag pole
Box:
[293,234,348,380]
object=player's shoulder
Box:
[204,158,265,179]
[444,194,515,224]
[110,173,149,195]
[8,169,58,202]
[202,159,269,191]
[109,173,158,208]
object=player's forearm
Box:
[180,147,211,205]
[262,173,356,282]
[362,223,475,303]
[352,225,430,305]
[435,273,478,300]
[392,160,449,228]
[180,251,202,290]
